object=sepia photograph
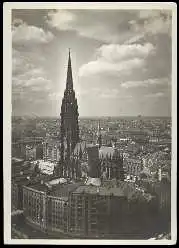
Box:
[3,2,177,245]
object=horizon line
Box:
[12,115,171,118]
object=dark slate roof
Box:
[51,182,83,197]
[72,180,153,202]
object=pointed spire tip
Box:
[66,48,73,90]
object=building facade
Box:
[12,178,30,211]
[43,139,60,162]
[123,157,143,178]
[19,180,159,238]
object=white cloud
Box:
[126,10,172,44]
[46,10,172,45]
[46,10,137,43]
[79,58,144,77]
[121,78,169,88]
[48,92,63,101]
[77,87,132,100]
[121,81,144,88]
[12,18,24,26]
[13,76,52,92]
[11,9,172,117]
[79,43,154,78]
[47,10,76,30]
[25,77,51,89]
[97,43,155,62]
[145,92,165,98]
[124,34,145,45]
[100,90,132,99]
[142,11,171,35]
[12,19,54,45]
[100,89,119,98]
[12,55,24,73]
[12,47,53,104]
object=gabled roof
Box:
[99,146,122,160]
[73,141,93,155]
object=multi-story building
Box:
[43,139,60,162]
[12,137,43,159]
[12,158,24,177]
[12,177,30,211]
[22,181,82,234]
[138,179,171,233]
[68,186,110,237]
[20,178,158,238]
[25,145,37,160]
[123,157,143,178]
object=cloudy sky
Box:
[12,9,172,117]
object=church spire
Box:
[66,48,73,91]
[60,50,79,168]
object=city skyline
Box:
[12,9,172,117]
[3,3,176,244]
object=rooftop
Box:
[73,184,125,197]
[51,182,83,197]
[14,175,154,202]
[13,176,31,185]
[26,180,83,196]
[73,180,153,201]
[99,146,121,159]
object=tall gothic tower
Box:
[60,50,79,162]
